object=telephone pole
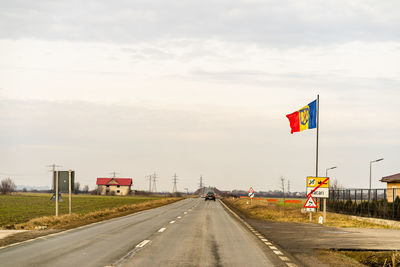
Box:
[152,172,157,192]
[172,173,178,193]
[199,175,203,189]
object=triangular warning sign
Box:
[303,195,317,208]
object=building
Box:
[96,178,132,196]
[381,173,400,202]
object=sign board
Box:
[306,187,329,198]
[305,208,316,212]
[306,177,329,198]
[303,195,317,208]
[53,171,75,193]
[307,177,329,188]
[248,187,255,198]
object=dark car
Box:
[205,191,216,201]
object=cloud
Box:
[1,0,399,46]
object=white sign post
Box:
[248,187,255,204]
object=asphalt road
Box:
[0,198,286,267]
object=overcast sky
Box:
[1,0,399,192]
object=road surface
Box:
[0,198,287,267]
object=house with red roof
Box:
[96,178,133,196]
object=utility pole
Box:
[172,173,178,193]
[47,164,62,190]
[152,172,157,193]
[146,175,152,192]
[287,180,290,196]
[281,176,285,215]
[199,175,203,195]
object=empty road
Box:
[0,198,289,267]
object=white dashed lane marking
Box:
[136,240,150,248]
[170,220,175,224]
[177,216,182,219]
[158,228,166,233]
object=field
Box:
[224,197,396,228]
[0,193,163,227]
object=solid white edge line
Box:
[136,240,150,248]
[219,200,298,267]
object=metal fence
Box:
[327,188,400,220]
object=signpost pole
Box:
[55,171,59,217]
[69,169,72,216]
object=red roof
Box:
[96,178,132,186]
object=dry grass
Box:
[316,250,366,267]
[224,198,397,229]
[14,197,181,230]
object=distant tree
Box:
[0,178,16,195]
[22,187,27,192]
[74,182,80,194]
[82,185,89,194]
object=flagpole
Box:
[316,94,319,177]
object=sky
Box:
[0,0,399,192]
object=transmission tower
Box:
[46,163,62,190]
[152,172,157,192]
[110,171,119,178]
[146,175,152,192]
[172,173,178,193]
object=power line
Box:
[146,175,152,192]
[172,173,178,193]
[152,172,157,192]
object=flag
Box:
[286,100,317,134]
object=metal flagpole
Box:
[316,94,319,178]
[316,95,326,222]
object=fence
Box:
[327,188,400,221]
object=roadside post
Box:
[248,187,255,205]
[69,169,72,216]
[56,171,59,217]
[304,194,317,221]
[306,177,329,223]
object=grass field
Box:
[0,193,162,227]
[224,197,396,229]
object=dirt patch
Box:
[315,250,366,267]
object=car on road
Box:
[205,191,216,201]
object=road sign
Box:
[249,192,255,198]
[303,195,317,208]
[306,177,329,198]
[307,177,329,188]
[248,187,254,194]
[306,187,329,198]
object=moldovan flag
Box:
[286,100,317,134]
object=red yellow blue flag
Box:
[286,100,317,134]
